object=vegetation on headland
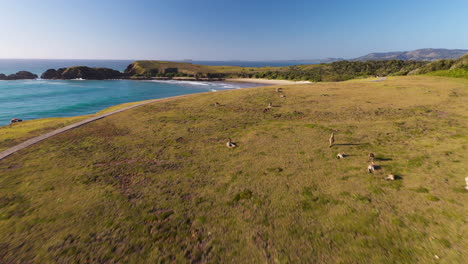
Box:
[124,53,467,82]
[124,60,281,79]
[124,60,429,81]
[1,76,466,263]
[4,53,467,81]
[251,60,428,81]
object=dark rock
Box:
[2,71,38,80]
[41,69,62,79]
[41,66,123,80]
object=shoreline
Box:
[0,80,272,126]
[226,78,311,85]
[2,77,310,86]
[0,78,291,159]
[0,94,195,160]
[0,80,274,127]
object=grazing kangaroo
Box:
[385,174,395,181]
[280,94,286,98]
[367,162,376,173]
[213,102,221,107]
[368,152,375,162]
[263,102,273,112]
[336,153,346,159]
[276,87,283,93]
[226,138,237,148]
[329,133,335,148]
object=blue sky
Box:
[1,0,467,60]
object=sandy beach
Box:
[226,78,311,85]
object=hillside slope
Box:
[125,60,427,81]
[354,48,468,61]
[410,54,468,78]
[0,76,467,263]
[124,60,283,78]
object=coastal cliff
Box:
[41,66,123,80]
[0,71,38,80]
[124,61,248,79]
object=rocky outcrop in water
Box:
[41,69,63,79]
[0,71,38,80]
[41,66,123,80]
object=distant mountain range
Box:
[352,48,468,61]
[269,58,345,64]
[259,49,468,64]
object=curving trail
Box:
[0,96,186,161]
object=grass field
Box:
[426,68,468,79]
[0,76,467,263]
[0,99,158,152]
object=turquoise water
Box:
[0,79,262,126]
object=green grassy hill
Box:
[125,60,427,81]
[124,60,283,78]
[1,76,467,263]
[410,54,468,78]
[427,68,468,79]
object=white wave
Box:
[147,79,249,90]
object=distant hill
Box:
[271,58,345,64]
[353,48,468,61]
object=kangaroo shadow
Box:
[376,157,392,161]
[334,143,365,146]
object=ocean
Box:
[0,59,297,126]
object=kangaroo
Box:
[367,162,376,173]
[329,133,335,148]
[213,102,221,107]
[276,87,283,93]
[336,153,346,159]
[385,174,395,181]
[226,138,237,148]
[368,152,375,162]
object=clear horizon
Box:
[1,0,467,60]
[1,47,468,61]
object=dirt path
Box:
[0,96,184,161]
[371,77,388,82]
